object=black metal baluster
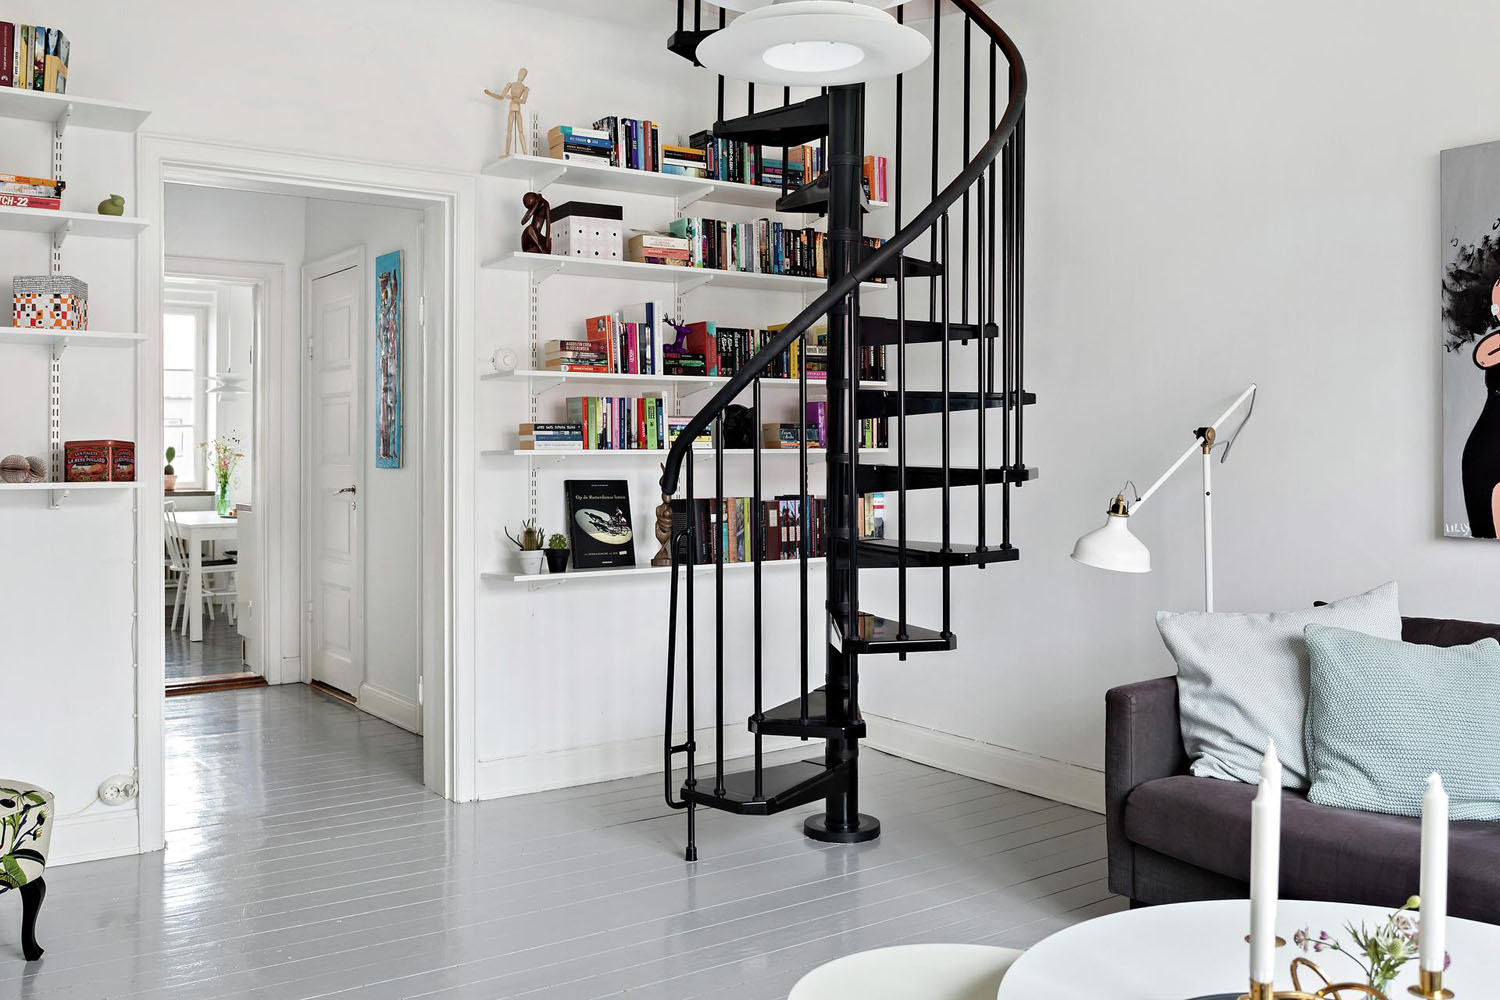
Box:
[752,377,764,800]
[1001,134,1013,550]
[684,458,698,861]
[847,285,862,719]
[929,1,942,322]
[798,330,810,725]
[1015,110,1026,476]
[961,14,972,328]
[941,211,952,638]
[782,86,791,200]
[895,7,909,644]
[713,414,725,798]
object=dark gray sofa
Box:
[1106,616,1500,923]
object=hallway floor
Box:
[3,685,1118,999]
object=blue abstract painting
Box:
[375,250,403,469]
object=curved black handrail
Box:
[660,0,1027,495]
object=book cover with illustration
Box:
[564,479,635,569]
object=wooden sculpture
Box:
[652,465,675,567]
[521,192,552,255]
[484,67,531,157]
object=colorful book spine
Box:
[0,23,13,88]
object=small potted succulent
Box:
[544,532,570,574]
[163,446,178,492]
[506,518,546,575]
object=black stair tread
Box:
[857,316,991,346]
[774,172,871,215]
[856,388,1038,417]
[713,95,829,147]
[682,759,846,816]
[840,538,1021,568]
[844,612,956,655]
[854,464,1040,493]
[865,255,944,281]
[751,688,866,739]
[666,28,716,65]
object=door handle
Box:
[336,486,357,496]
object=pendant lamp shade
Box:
[697,1,931,86]
[1070,512,1151,574]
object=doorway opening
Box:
[135,137,478,853]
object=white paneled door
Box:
[309,263,363,699]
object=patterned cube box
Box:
[64,440,134,482]
[13,275,88,331]
[551,201,624,260]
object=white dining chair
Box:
[164,502,239,635]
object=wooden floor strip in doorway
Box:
[165,673,268,697]
[309,679,357,705]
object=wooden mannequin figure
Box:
[521,192,551,255]
[484,67,531,157]
[651,465,675,566]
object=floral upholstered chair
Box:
[0,781,52,961]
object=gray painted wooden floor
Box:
[3,685,1120,999]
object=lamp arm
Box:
[1126,384,1257,516]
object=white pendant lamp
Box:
[697,1,931,86]
[1070,495,1151,574]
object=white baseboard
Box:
[863,714,1105,814]
[357,681,422,734]
[49,807,142,866]
[476,725,763,800]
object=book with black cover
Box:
[565,479,635,569]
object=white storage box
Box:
[551,201,624,260]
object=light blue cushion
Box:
[1305,624,1500,819]
[1156,582,1402,789]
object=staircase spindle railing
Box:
[896,5,910,644]
[798,330,810,725]
[961,14,972,328]
[929,1,942,321]
[940,211,953,637]
[713,414,725,798]
[1015,110,1027,474]
[752,377,764,799]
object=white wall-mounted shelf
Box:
[0,207,150,241]
[482,154,889,214]
[482,555,827,587]
[483,447,888,463]
[480,368,885,395]
[483,251,887,294]
[0,327,146,349]
[0,482,141,493]
[0,88,152,131]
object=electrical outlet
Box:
[98,774,139,805]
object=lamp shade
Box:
[1070,512,1151,574]
[696,1,931,86]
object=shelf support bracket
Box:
[532,260,565,285]
[48,486,68,510]
[535,163,566,189]
[677,272,712,294]
[677,186,714,212]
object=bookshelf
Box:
[482,153,890,214]
[482,555,827,589]
[482,251,887,294]
[480,367,887,395]
[0,88,151,509]
[482,447,889,461]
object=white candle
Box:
[1248,742,1282,984]
[1421,773,1449,973]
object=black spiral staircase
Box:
[662,0,1033,860]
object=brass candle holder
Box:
[1236,957,1455,1000]
[1408,969,1454,1000]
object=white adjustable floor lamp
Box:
[1069,384,1258,612]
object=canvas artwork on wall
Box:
[1440,141,1500,539]
[375,250,404,469]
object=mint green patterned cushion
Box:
[0,781,52,890]
[1157,582,1402,790]
[1305,625,1500,819]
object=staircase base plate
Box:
[804,812,882,844]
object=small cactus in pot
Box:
[164,446,178,492]
[544,532,570,574]
[506,518,546,575]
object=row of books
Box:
[544,302,672,374]
[668,216,885,280]
[707,321,887,382]
[1,23,68,93]
[762,409,889,450]
[673,493,886,565]
[565,395,669,451]
[0,171,64,211]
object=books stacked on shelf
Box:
[661,144,708,178]
[863,155,889,204]
[666,416,714,450]
[668,216,886,281]
[2,24,69,93]
[690,135,828,189]
[557,302,670,375]
[671,493,882,564]
[518,422,585,451]
[546,125,614,165]
[627,233,690,267]
[591,117,662,171]
[0,172,64,211]
[564,394,667,450]
[765,402,887,450]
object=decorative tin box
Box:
[64,440,135,482]
[550,201,624,260]
[13,275,88,330]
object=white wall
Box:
[306,199,426,731]
[857,1,1500,810]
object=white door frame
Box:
[301,247,367,699]
[137,136,477,855]
[162,256,284,681]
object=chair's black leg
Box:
[20,877,45,961]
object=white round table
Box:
[997,899,1497,999]
[790,944,1023,1000]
